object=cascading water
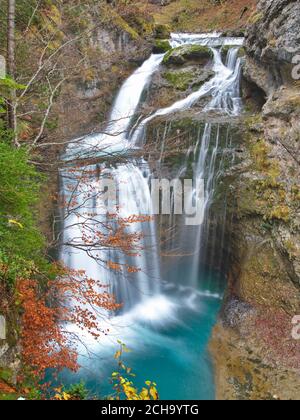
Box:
[131,47,242,146]
[61,54,164,312]
[58,34,244,400]
[65,53,164,160]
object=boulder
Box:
[153,39,172,54]
[163,45,214,66]
[162,66,215,91]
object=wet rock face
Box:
[245,0,300,93]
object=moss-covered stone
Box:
[163,45,214,65]
[162,67,214,91]
[153,39,172,54]
[163,69,195,90]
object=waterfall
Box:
[60,33,243,325]
[131,47,243,146]
[57,34,245,399]
[190,48,242,285]
[61,54,165,314]
[169,32,244,48]
[65,53,164,160]
[129,41,243,292]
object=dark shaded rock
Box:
[222,29,246,37]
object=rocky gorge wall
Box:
[211,0,300,400]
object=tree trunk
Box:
[7,0,17,136]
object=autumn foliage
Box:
[17,265,120,377]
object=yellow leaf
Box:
[114,350,122,360]
[8,219,24,229]
[150,386,159,400]
[124,385,137,399]
[63,392,71,400]
[140,388,150,400]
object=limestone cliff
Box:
[211,0,300,401]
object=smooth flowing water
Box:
[58,33,244,399]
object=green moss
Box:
[237,130,295,225]
[250,139,281,182]
[269,205,291,223]
[153,39,172,54]
[129,16,154,36]
[0,368,17,400]
[115,16,139,40]
[163,69,195,90]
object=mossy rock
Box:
[154,23,171,39]
[153,39,172,54]
[163,69,195,91]
[162,66,214,91]
[163,45,213,66]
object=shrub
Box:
[0,140,46,286]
